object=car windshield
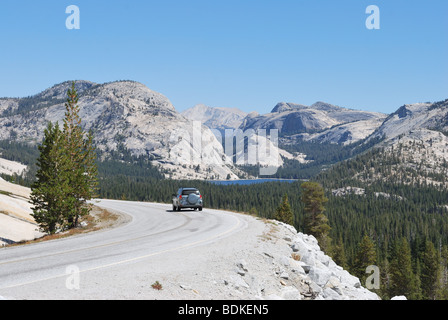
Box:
[182,189,199,195]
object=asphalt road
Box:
[0,199,248,299]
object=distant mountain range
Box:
[184,101,387,146]
[183,97,448,185]
[1,80,447,183]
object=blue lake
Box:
[208,179,299,186]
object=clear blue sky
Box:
[0,0,446,114]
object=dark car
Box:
[172,187,203,211]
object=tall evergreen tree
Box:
[378,258,391,299]
[389,238,420,299]
[273,193,294,226]
[440,245,448,299]
[62,82,98,228]
[420,240,440,300]
[30,122,70,234]
[352,235,377,285]
[301,181,331,252]
[30,82,98,233]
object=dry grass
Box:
[90,206,120,231]
[258,220,280,242]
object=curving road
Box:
[0,199,249,299]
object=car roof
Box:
[181,187,198,190]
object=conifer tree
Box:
[273,193,294,226]
[440,245,448,299]
[420,240,440,300]
[378,258,391,299]
[30,122,70,234]
[62,82,98,228]
[301,181,331,252]
[352,235,377,285]
[30,81,97,233]
[389,238,420,299]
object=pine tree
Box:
[62,82,98,228]
[30,82,98,233]
[420,240,440,300]
[30,122,70,234]
[388,238,420,299]
[440,245,448,299]
[378,258,391,299]
[352,235,377,285]
[273,193,294,226]
[301,181,331,252]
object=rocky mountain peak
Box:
[271,101,342,114]
[271,102,308,113]
[369,100,446,142]
[36,80,96,101]
[310,101,341,112]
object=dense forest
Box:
[1,138,448,299]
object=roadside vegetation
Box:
[30,82,98,234]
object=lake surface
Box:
[208,179,299,186]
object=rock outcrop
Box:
[222,220,381,300]
[239,101,386,139]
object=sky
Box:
[0,0,446,115]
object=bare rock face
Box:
[238,101,387,146]
[239,101,386,136]
[368,100,448,142]
[0,80,240,180]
